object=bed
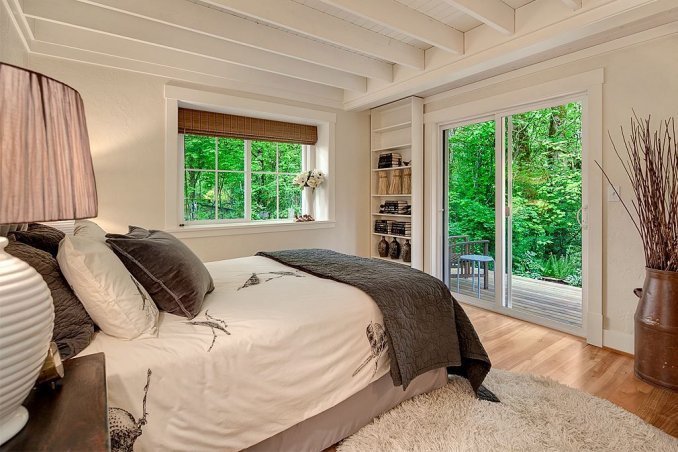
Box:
[76,250,490,452]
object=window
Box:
[182,134,304,223]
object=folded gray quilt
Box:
[256,249,491,392]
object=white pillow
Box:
[73,219,107,241]
[57,235,159,339]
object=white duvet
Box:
[79,256,390,451]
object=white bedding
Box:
[79,255,390,451]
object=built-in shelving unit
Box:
[370,97,423,269]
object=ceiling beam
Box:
[199,0,425,70]
[559,0,583,10]
[441,0,515,35]
[77,0,392,81]
[28,40,344,108]
[317,0,463,54]
[22,0,366,91]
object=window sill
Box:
[165,220,335,239]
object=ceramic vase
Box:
[389,238,401,260]
[302,187,315,218]
[401,239,411,263]
[378,237,389,258]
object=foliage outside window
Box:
[448,103,583,286]
[183,134,303,223]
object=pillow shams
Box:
[57,235,159,339]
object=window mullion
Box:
[276,143,280,219]
[245,140,252,221]
[212,138,217,220]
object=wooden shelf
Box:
[371,143,411,152]
[371,121,412,133]
[372,213,411,218]
[371,256,411,266]
[372,233,412,239]
[370,97,422,270]
[372,166,410,172]
[371,194,411,197]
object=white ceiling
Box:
[4,0,677,110]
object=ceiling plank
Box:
[441,0,515,35]
[27,40,344,108]
[317,0,464,54]
[559,0,583,10]
[77,0,392,81]
[199,0,425,70]
[28,18,365,94]
[22,0,366,91]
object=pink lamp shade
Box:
[0,63,97,224]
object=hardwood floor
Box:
[464,303,678,437]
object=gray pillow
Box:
[106,226,214,319]
[5,238,95,359]
[9,223,65,257]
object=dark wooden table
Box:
[1,352,109,452]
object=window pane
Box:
[217,172,245,219]
[251,141,277,172]
[218,138,245,171]
[184,170,215,221]
[278,143,302,173]
[251,173,277,220]
[279,174,302,219]
[184,135,216,170]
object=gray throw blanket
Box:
[256,249,491,393]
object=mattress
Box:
[78,255,392,451]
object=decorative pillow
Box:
[106,226,214,319]
[9,223,65,257]
[73,219,107,241]
[5,237,94,359]
[57,235,159,339]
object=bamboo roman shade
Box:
[178,107,317,145]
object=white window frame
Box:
[164,85,336,238]
[424,69,603,347]
[179,136,309,225]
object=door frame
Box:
[424,69,603,345]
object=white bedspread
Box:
[79,256,389,451]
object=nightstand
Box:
[1,352,109,451]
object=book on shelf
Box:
[377,152,403,169]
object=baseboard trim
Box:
[602,329,634,355]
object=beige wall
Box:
[425,33,678,348]
[0,6,370,262]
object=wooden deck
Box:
[451,270,582,327]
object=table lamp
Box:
[0,63,98,444]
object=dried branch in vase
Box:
[597,114,677,272]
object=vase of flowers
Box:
[599,115,677,390]
[293,169,326,219]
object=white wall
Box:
[424,33,678,352]
[0,6,370,262]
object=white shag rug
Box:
[338,369,677,452]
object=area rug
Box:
[337,369,677,452]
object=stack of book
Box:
[374,220,389,234]
[390,221,412,237]
[378,152,402,169]
[379,201,411,215]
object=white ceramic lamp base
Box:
[0,237,54,445]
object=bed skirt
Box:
[246,368,448,452]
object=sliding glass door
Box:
[443,101,584,332]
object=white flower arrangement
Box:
[293,169,325,190]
